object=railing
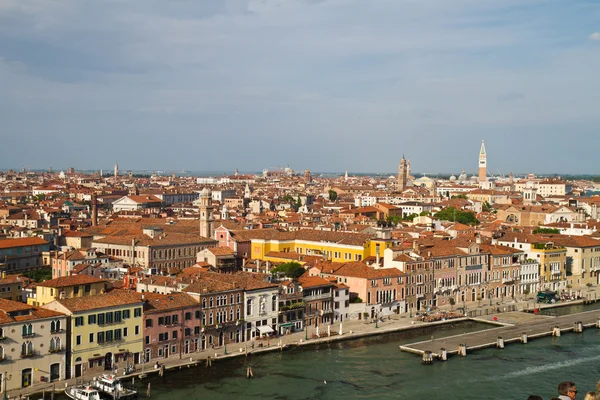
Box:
[303,293,331,301]
[49,346,64,354]
[21,351,36,358]
[22,333,35,338]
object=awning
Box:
[279,322,294,328]
[257,325,274,335]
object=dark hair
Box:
[558,381,576,396]
[527,396,543,400]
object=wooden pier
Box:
[400,309,600,362]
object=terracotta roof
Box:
[0,299,65,325]
[298,275,333,289]
[37,274,105,288]
[142,292,198,313]
[53,290,142,313]
[0,237,48,249]
[207,247,236,256]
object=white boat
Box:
[91,374,138,399]
[65,385,101,400]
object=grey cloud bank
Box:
[0,0,599,174]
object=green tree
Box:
[434,207,479,225]
[22,268,52,282]
[451,194,468,199]
[533,227,560,234]
[271,261,305,279]
[328,190,338,202]
[350,296,363,304]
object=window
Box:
[106,330,113,342]
[73,286,80,295]
[76,335,81,345]
[172,331,178,339]
[195,310,200,319]
[158,317,165,325]
[172,315,178,324]
[202,298,207,308]
[146,319,153,328]
[135,325,140,335]
[74,317,84,327]
[165,316,172,325]
[88,315,96,325]
[114,329,122,341]
[209,297,213,308]
[115,311,122,322]
[89,333,94,343]
[246,299,253,316]
[51,319,61,332]
[134,308,142,317]
[123,327,128,337]
[98,313,105,325]
[123,309,131,319]
[22,323,33,337]
[106,312,113,324]
[185,312,192,321]
[98,332,105,343]
[145,336,150,345]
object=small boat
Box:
[91,374,138,399]
[65,385,101,400]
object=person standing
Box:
[557,381,578,400]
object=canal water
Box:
[58,304,600,400]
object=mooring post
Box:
[422,350,433,364]
[439,348,447,361]
[521,332,528,344]
[552,326,561,337]
[458,344,467,357]
[596,318,600,329]
[574,321,583,333]
[496,336,504,349]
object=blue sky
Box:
[0,0,599,175]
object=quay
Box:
[400,308,600,362]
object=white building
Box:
[243,284,279,340]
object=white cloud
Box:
[590,32,600,41]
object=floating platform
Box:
[400,309,600,362]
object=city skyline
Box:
[1,0,599,173]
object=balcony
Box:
[21,351,36,358]
[280,302,305,312]
[303,293,331,301]
[49,346,64,354]
[22,333,35,338]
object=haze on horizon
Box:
[0,0,599,175]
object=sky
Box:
[0,0,599,175]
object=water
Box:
[71,319,600,400]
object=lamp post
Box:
[409,303,413,318]
[375,311,379,328]
[304,318,308,341]
[2,372,11,396]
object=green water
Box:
[108,320,600,400]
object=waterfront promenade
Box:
[10,291,600,399]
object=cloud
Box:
[590,32,600,41]
[0,0,599,174]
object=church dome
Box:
[449,174,457,182]
[459,170,468,181]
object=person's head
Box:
[558,381,577,399]
[584,392,600,400]
[527,396,543,400]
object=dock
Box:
[400,309,600,362]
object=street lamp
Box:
[409,304,413,318]
[375,311,379,328]
[2,373,11,395]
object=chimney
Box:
[412,241,419,253]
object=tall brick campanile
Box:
[478,141,487,182]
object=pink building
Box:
[141,292,201,362]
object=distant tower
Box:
[114,162,119,178]
[129,182,139,196]
[397,155,408,192]
[91,193,98,227]
[508,172,515,191]
[344,171,348,181]
[407,160,412,180]
[199,188,215,238]
[235,168,239,177]
[221,204,230,220]
[304,170,311,184]
[478,141,487,182]
[244,183,252,199]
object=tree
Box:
[434,207,480,225]
[451,194,468,199]
[22,268,52,282]
[328,190,338,202]
[349,296,363,304]
[449,297,456,311]
[270,261,305,279]
[533,227,560,234]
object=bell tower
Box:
[478,141,487,182]
[397,155,407,192]
[199,188,214,239]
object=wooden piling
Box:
[439,348,447,361]
[552,326,561,337]
[496,337,504,349]
[521,332,528,344]
[422,350,434,364]
[574,321,583,333]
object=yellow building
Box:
[250,229,397,264]
[43,290,144,378]
[530,242,567,292]
[28,275,107,306]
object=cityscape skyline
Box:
[1,1,599,173]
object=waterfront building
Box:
[277,280,304,335]
[28,275,107,306]
[43,290,144,378]
[237,275,279,340]
[480,244,523,301]
[141,292,201,362]
[0,237,50,272]
[332,282,350,322]
[307,261,406,314]
[530,243,567,292]
[0,299,68,392]
[183,277,245,349]
[298,276,335,327]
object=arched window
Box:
[0,345,4,360]
[237,294,241,303]
[22,341,33,356]
[272,295,277,312]
[246,299,253,316]
[230,294,234,305]
[22,323,33,337]
[202,298,207,309]
[209,297,213,308]
[209,312,213,325]
[51,319,61,333]
[229,309,233,322]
